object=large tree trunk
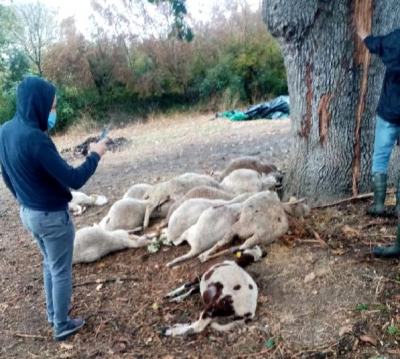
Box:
[263,0,400,204]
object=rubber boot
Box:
[367,173,387,216]
[396,177,400,215]
[373,217,400,258]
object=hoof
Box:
[161,327,171,336]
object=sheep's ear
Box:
[287,197,307,205]
[233,249,244,258]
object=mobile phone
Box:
[99,128,109,140]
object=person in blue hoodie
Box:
[0,77,108,341]
[357,24,400,258]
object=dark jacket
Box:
[365,29,400,124]
[0,77,100,211]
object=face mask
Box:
[48,112,57,130]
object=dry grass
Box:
[1,114,400,359]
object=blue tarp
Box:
[216,95,290,121]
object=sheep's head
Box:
[282,197,311,218]
[233,245,267,267]
[92,195,108,206]
[143,190,171,228]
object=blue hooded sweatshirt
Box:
[0,77,100,211]
[365,29,400,124]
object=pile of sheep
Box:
[68,156,312,336]
[70,156,310,266]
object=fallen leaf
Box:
[304,272,316,284]
[60,343,74,350]
[265,339,275,348]
[339,325,353,337]
[152,302,159,311]
[342,225,360,238]
[258,295,269,304]
[331,248,345,256]
[359,334,378,346]
[98,263,106,268]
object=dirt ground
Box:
[1,114,400,359]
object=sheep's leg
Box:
[169,287,199,303]
[199,226,238,263]
[126,235,152,248]
[239,234,262,249]
[127,227,143,234]
[163,280,199,300]
[143,205,155,229]
[210,319,246,332]
[162,310,212,336]
[166,246,202,268]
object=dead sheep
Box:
[199,191,310,263]
[99,198,172,232]
[167,198,229,246]
[166,203,242,267]
[166,186,235,222]
[220,169,282,195]
[69,191,108,216]
[167,194,251,246]
[143,174,220,229]
[123,184,153,200]
[73,225,151,264]
[217,157,277,182]
[162,246,267,336]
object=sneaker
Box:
[55,318,85,342]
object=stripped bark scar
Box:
[352,0,373,196]
[299,62,313,138]
[318,94,331,147]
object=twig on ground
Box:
[313,189,396,209]
[235,347,273,358]
[74,277,138,288]
[362,220,394,229]
[10,332,46,340]
[84,209,104,219]
[311,229,328,247]
[95,319,110,339]
[361,240,392,246]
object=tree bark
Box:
[263,0,400,204]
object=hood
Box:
[16,77,56,132]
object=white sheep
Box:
[99,198,147,232]
[123,184,153,200]
[199,191,310,263]
[99,198,172,232]
[73,225,151,264]
[162,246,266,336]
[166,186,235,222]
[167,193,251,246]
[220,169,281,195]
[166,203,241,267]
[69,191,108,216]
[216,156,277,182]
[143,174,219,228]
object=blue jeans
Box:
[372,116,400,174]
[20,206,75,332]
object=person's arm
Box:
[0,161,17,198]
[359,25,400,70]
[37,138,107,190]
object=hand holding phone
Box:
[99,128,109,140]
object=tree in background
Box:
[264,0,400,204]
[12,1,58,76]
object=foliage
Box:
[0,0,288,132]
